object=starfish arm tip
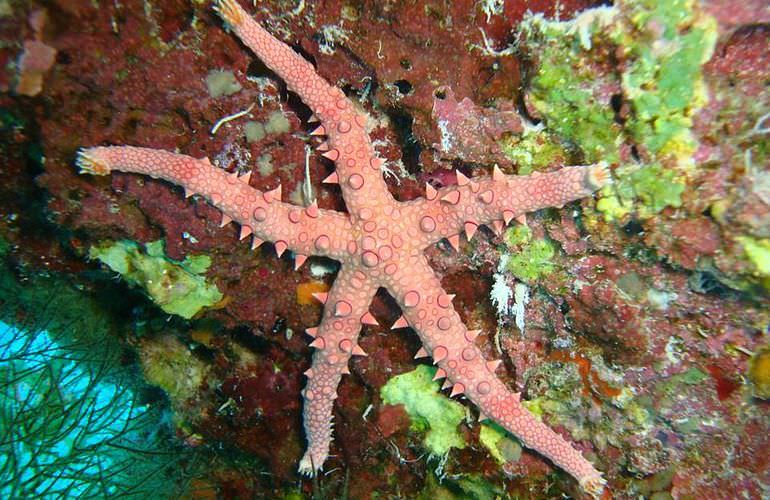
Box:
[75,147,111,176]
[213,0,244,27]
[585,161,612,190]
[579,473,607,499]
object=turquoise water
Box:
[0,320,172,498]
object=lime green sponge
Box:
[89,240,223,319]
[380,365,466,456]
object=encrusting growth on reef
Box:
[77,0,610,495]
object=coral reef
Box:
[0,0,768,498]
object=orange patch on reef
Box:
[212,295,233,310]
[190,329,214,346]
[549,351,622,401]
[296,280,329,305]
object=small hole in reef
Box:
[394,79,413,95]
[610,93,627,125]
[400,59,412,70]
[434,88,447,100]
[291,43,317,68]
[622,219,644,236]
[285,92,311,122]
[247,59,276,79]
[610,94,623,113]
[56,51,72,65]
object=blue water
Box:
[0,320,151,497]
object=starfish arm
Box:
[402,163,610,248]
[386,256,605,497]
[214,0,392,217]
[77,146,352,261]
[298,265,378,475]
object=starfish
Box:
[77,0,609,495]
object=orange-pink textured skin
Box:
[77,0,608,495]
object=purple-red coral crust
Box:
[77,0,610,495]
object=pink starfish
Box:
[77,0,609,495]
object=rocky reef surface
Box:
[0,0,768,497]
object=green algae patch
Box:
[654,367,708,411]
[736,236,770,290]
[380,365,466,456]
[503,225,557,283]
[737,236,770,276]
[518,0,717,222]
[89,240,223,319]
[140,334,210,407]
[499,127,567,174]
[613,0,717,160]
[596,162,686,220]
[418,472,503,500]
[676,367,709,385]
[479,422,522,464]
[450,474,504,500]
[518,6,623,165]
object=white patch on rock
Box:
[491,254,513,317]
[513,282,530,334]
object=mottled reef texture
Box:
[1,0,768,499]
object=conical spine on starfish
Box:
[405,162,610,251]
[388,263,606,496]
[76,146,351,262]
[297,267,378,476]
[214,0,392,222]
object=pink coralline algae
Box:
[77,0,610,495]
[432,86,524,165]
[14,10,57,97]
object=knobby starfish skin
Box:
[77,0,610,495]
